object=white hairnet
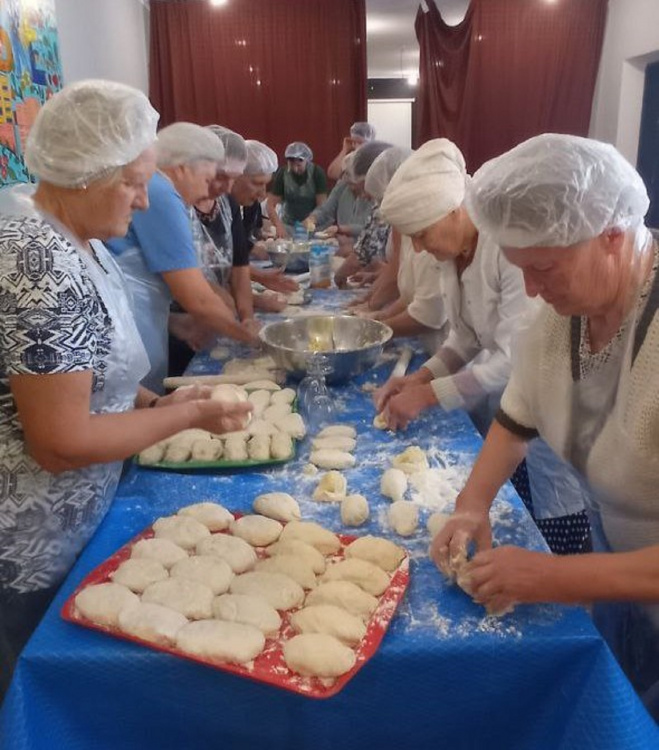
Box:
[25,79,159,189]
[285,142,313,161]
[466,133,651,249]
[155,122,225,168]
[207,124,247,174]
[365,146,413,202]
[350,122,376,141]
[244,140,278,175]
[351,140,394,180]
[380,139,468,235]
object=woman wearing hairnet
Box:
[266,142,328,238]
[375,139,591,555]
[106,122,259,393]
[432,134,659,717]
[0,81,252,697]
[327,121,377,181]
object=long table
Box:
[1,291,657,749]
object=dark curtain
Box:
[415,0,608,172]
[149,0,367,171]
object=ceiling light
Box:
[210,0,228,7]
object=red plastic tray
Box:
[61,523,410,699]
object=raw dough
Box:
[212,593,281,635]
[322,558,390,596]
[224,435,249,461]
[176,620,265,664]
[285,290,305,305]
[316,425,356,439]
[290,604,366,646]
[388,501,419,537]
[313,470,348,502]
[209,345,230,360]
[142,578,214,620]
[302,463,319,476]
[263,403,292,422]
[163,442,191,463]
[152,516,211,550]
[170,555,234,595]
[138,443,166,465]
[117,602,188,646]
[230,515,283,547]
[372,413,387,430]
[279,521,341,555]
[247,419,280,437]
[311,436,357,452]
[340,494,370,527]
[177,502,234,532]
[218,430,249,442]
[310,449,355,470]
[110,558,168,593]
[244,380,281,392]
[253,492,301,523]
[74,583,138,628]
[266,539,326,574]
[247,389,271,417]
[229,571,305,611]
[190,438,223,462]
[167,428,213,446]
[247,434,270,461]
[275,413,307,439]
[255,555,317,590]
[380,468,408,502]
[270,388,296,406]
[210,384,248,404]
[283,634,356,678]
[427,511,451,539]
[131,538,188,569]
[305,581,378,620]
[344,535,406,572]
[270,432,293,460]
[392,446,429,475]
[197,533,257,573]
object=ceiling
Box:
[366,0,469,79]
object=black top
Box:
[196,196,250,267]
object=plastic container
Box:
[309,243,332,289]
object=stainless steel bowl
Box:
[259,315,393,384]
[266,240,310,273]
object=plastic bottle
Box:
[293,221,308,240]
[309,243,332,289]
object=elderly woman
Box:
[106,122,258,393]
[266,141,328,238]
[375,139,591,555]
[432,134,659,716]
[327,121,377,181]
[0,81,251,697]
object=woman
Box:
[0,81,251,697]
[327,121,377,181]
[432,134,659,716]
[376,139,591,555]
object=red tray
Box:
[61,523,410,699]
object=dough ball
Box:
[283,634,356,678]
[372,413,387,430]
[197,533,257,573]
[253,492,301,523]
[176,620,265,664]
[388,501,419,537]
[190,438,223,462]
[142,578,214,620]
[168,428,213,447]
[311,436,357,452]
[310,449,355,470]
[177,502,234,532]
[313,470,348,502]
[316,424,356,439]
[392,446,429,475]
[210,344,230,360]
[139,443,166,465]
[344,535,406,572]
[244,380,281,392]
[152,516,211,550]
[224,435,249,461]
[230,571,304,611]
[170,555,234,595]
[230,515,283,547]
[110,558,168,593]
[210,383,248,404]
[247,434,270,461]
[163,442,191,463]
[255,555,317,590]
[322,559,390,596]
[279,521,341,555]
[270,388,296,405]
[275,413,307,439]
[427,511,451,539]
[290,605,366,646]
[74,583,139,628]
[340,494,370,527]
[302,463,319,476]
[263,403,292,422]
[305,581,378,621]
[131,538,188,569]
[247,419,280,437]
[212,593,281,635]
[380,468,408,502]
[266,539,327,575]
[117,601,188,646]
[247,389,271,417]
[218,430,249,442]
[270,432,294,460]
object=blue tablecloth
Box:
[2,290,658,749]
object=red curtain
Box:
[415,0,608,172]
[149,0,367,172]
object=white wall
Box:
[590,0,659,165]
[367,100,413,149]
[53,0,149,93]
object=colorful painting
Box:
[0,0,62,185]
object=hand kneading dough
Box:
[275,413,306,439]
[392,446,429,474]
[344,536,406,572]
[388,501,419,537]
[313,470,348,502]
[270,432,293,460]
[283,634,356,678]
[210,383,248,403]
[153,516,211,550]
[190,438,223,462]
[197,534,257,573]
[230,571,304,610]
[279,521,341,555]
[117,602,188,646]
[266,539,326,574]
[340,494,370,527]
[316,424,356,439]
[177,502,234,532]
[305,581,378,620]
[248,419,280,437]
[263,403,292,423]
[224,435,249,461]
[170,555,233,595]
[310,449,355,470]
[244,380,281,392]
[74,583,138,627]
[247,389,272,417]
[255,555,317,590]
[212,593,281,635]
[230,515,283,546]
[176,620,265,664]
[380,468,408,502]
[142,578,214,620]
[139,443,166,465]
[131,538,188,569]
[322,558,389,596]
[253,492,301,523]
[110,558,168,593]
[372,412,388,430]
[270,387,296,405]
[290,604,366,646]
[247,434,270,461]
[427,511,451,539]
[312,435,357,452]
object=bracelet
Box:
[148,396,159,408]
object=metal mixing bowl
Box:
[259,315,393,384]
[266,240,310,273]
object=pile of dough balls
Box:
[379,446,430,537]
[309,424,357,470]
[73,503,406,681]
